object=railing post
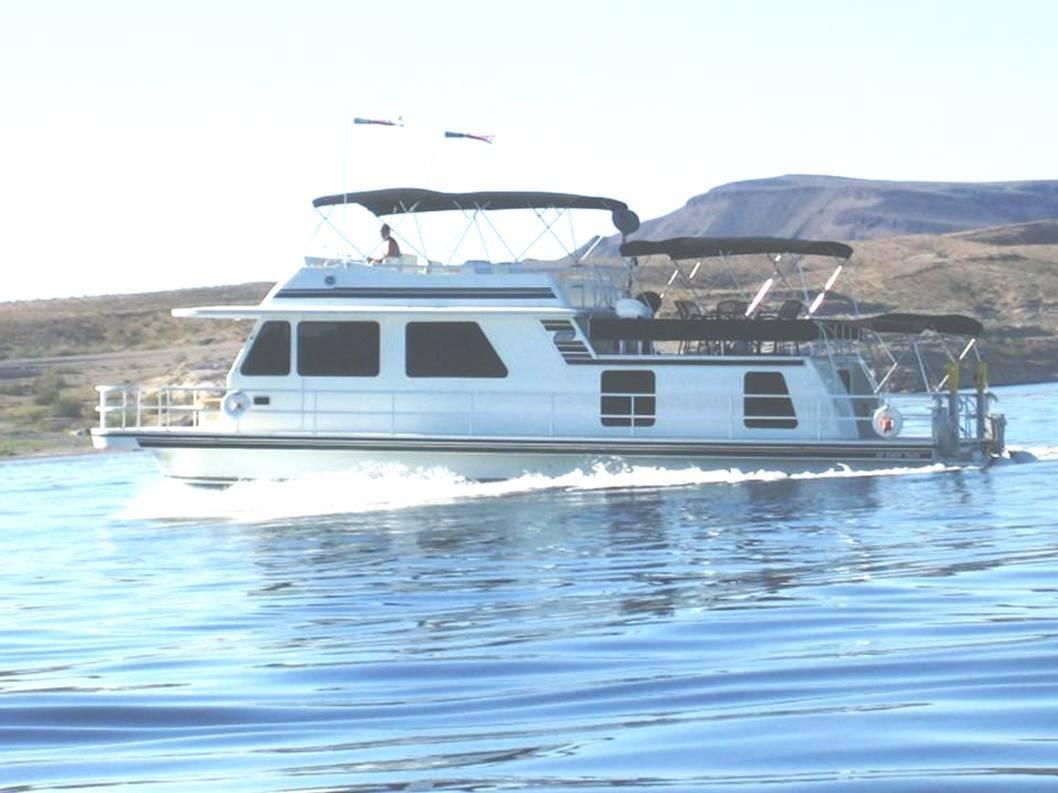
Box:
[975,362,988,442]
[946,361,961,450]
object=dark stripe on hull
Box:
[128,433,936,462]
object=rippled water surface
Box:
[2,383,1058,792]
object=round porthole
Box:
[324,275,336,286]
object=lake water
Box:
[2,383,1057,792]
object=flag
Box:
[444,130,494,144]
[354,116,404,127]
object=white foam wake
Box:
[1007,444,1058,462]
[118,461,957,523]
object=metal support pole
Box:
[975,362,988,442]
[946,361,961,452]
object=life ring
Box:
[872,405,903,438]
[222,390,250,419]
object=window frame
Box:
[239,320,291,377]
[405,321,509,378]
[296,320,380,378]
[600,370,656,427]
[743,371,798,429]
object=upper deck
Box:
[262,257,627,313]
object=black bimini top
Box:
[620,236,854,260]
[852,312,983,337]
[588,312,984,343]
[313,188,630,215]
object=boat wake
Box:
[1004,444,1058,462]
[119,460,959,523]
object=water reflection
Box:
[4,406,1058,791]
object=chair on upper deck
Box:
[714,299,749,318]
[673,299,703,319]
[774,299,806,354]
[714,299,750,354]
[674,300,704,353]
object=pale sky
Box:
[2,0,1056,300]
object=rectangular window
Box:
[240,320,290,376]
[298,321,379,376]
[601,370,655,427]
[744,371,797,429]
[406,322,508,378]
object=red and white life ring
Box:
[871,405,903,438]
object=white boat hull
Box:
[93,428,954,485]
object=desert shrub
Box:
[32,371,67,405]
[54,396,84,419]
[9,404,49,425]
[0,381,31,397]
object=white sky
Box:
[2,0,1056,300]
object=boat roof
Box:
[620,236,854,260]
[173,305,579,319]
[312,188,630,215]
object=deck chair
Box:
[674,300,704,352]
[777,299,805,320]
[775,299,806,354]
[714,300,749,354]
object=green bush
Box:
[32,371,67,406]
[54,396,84,419]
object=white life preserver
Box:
[222,390,250,419]
[872,405,903,438]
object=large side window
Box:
[744,372,797,429]
[240,320,291,376]
[601,370,656,427]
[405,322,508,378]
[298,321,379,376]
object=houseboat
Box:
[91,188,1006,484]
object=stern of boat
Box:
[928,361,1006,464]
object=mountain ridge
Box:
[609,174,1058,251]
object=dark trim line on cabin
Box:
[566,358,807,367]
[276,288,557,300]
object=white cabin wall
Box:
[213,312,858,443]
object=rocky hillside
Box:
[606,175,1058,251]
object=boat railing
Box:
[95,384,988,446]
[554,267,623,311]
[95,385,227,430]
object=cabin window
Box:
[297,321,379,377]
[240,320,291,376]
[601,370,655,427]
[744,372,797,429]
[405,322,508,378]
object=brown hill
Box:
[604,175,1058,253]
[950,219,1058,246]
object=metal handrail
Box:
[95,382,988,443]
